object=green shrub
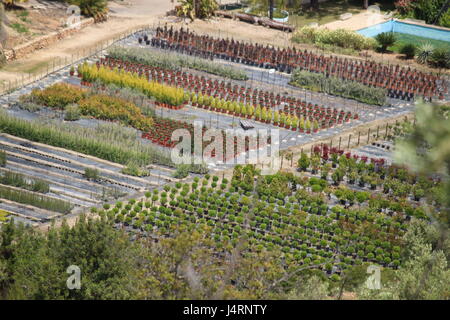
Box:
[121,162,149,177]
[399,43,416,59]
[416,43,435,64]
[68,0,107,17]
[429,48,450,69]
[289,69,387,106]
[375,32,397,52]
[173,164,190,179]
[439,9,450,28]
[84,168,100,181]
[64,104,81,121]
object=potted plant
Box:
[305,119,311,134]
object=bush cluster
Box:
[292,27,376,51]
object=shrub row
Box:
[78,63,186,106]
[0,111,170,167]
[292,27,376,51]
[289,69,387,106]
[108,46,248,80]
[0,171,50,193]
[26,83,154,131]
[0,185,72,214]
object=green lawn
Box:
[388,32,450,53]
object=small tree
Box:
[298,152,310,171]
[375,32,396,52]
[399,43,416,59]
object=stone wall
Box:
[4,18,95,61]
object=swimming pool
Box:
[357,20,450,42]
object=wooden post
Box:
[367,128,370,143]
[376,125,380,138]
[385,123,388,139]
[348,134,351,148]
[338,136,342,150]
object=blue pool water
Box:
[357,20,450,42]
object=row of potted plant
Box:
[96,57,358,128]
[77,62,187,107]
[100,167,407,272]
[152,26,445,100]
[23,83,154,132]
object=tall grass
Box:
[0,185,72,214]
[0,150,5,167]
[0,171,50,193]
[0,111,172,167]
[108,46,248,81]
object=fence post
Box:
[357,131,360,146]
[385,123,388,139]
[348,134,351,148]
[367,128,370,143]
[338,136,341,150]
[376,125,379,138]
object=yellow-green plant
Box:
[78,63,185,106]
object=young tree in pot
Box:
[348,170,358,185]
[412,186,425,201]
[305,118,312,134]
[313,119,319,133]
[311,154,321,174]
[298,151,310,172]
[356,191,369,206]
[299,116,305,132]
[331,153,339,168]
[320,163,331,180]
